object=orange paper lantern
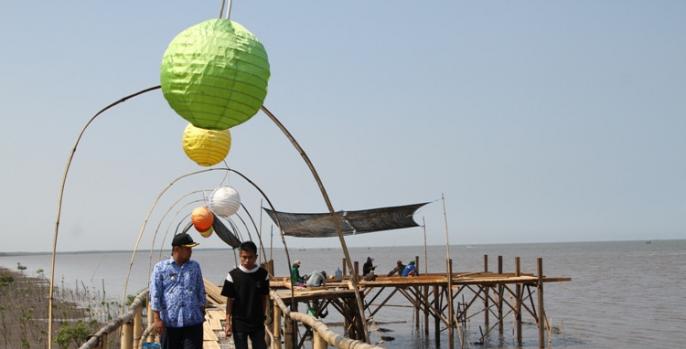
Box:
[191,207,214,232]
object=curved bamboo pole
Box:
[122,167,295,307]
[261,105,369,341]
[47,85,161,349]
[234,211,254,241]
[240,202,268,263]
[147,191,209,280]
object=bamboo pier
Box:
[79,254,568,349]
[269,254,570,349]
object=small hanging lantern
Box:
[161,19,270,130]
[191,206,214,232]
[209,186,241,218]
[198,226,214,238]
[182,123,232,167]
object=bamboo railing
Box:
[80,285,383,349]
[79,289,149,349]
[270,291,383,349]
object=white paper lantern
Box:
[209,186,241,217]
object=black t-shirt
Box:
[221,265,270,332]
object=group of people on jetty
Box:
[290,256,419,287]
[149,233,268,349]
[148,233,421,349]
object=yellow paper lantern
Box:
[198,226,214,238]
[182,123,232,166]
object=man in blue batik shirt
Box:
[150,233,206,349]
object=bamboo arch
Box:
[48,88,370,347]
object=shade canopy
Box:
[264,203,428,238]
[161,19,270,130]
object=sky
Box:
[0,1,684,253]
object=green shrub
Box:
[0,274,14,287]
[56,321,92,349]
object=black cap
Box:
[172,233,199,248]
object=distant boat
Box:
[645,240,652,244]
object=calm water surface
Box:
[2,240,684,348]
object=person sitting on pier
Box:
[221,241,269,349]
[362,257,376,277]
[400,260,417,276]
[305,270,327,287]
[387,260,406,276]
[290,260,304,285]
[149,232,206,349]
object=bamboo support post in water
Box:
[424,285,429,336]
[537,257,545,349]
[415,255,420,330]
[447,258,455,349]
[354,261,359,278]
[515,256,522,346]
[433,284,440,345]
[498,255,503,335]
[484,254,490,332]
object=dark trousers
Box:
[161,323,203,349]
[233,326,267,349]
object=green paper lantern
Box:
[161,19,270,130]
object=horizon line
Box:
[0,238,679,256]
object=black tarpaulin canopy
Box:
[264,202,428,238]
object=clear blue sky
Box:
[1,1,684,252]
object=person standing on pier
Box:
[222,241,270,349]
[387,260,406,276]
[149,233,206,349]
[401,260,418,276]
[362,257,376,277]
[290,259,304,285]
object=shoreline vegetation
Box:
[0,266,121,348]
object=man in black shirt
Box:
[221,241,269,349]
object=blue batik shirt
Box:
[150,258,206,328]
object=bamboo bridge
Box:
[78,254,569,349]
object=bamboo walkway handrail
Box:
[79,289,148,349]
[270,291,383,349]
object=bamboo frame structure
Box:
[48,85,161,348]
[49,87,372,346]
[269,255,570,349]
[261,106,370,342]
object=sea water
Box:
[2,240,684,348]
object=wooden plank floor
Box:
[269,272,570,301]
[203,281,234,349]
